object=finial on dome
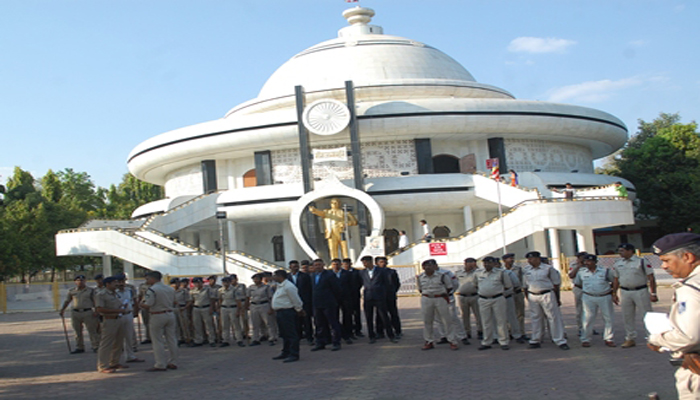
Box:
[343,7,374,25]
[338,7,383,37]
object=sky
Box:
[1,0,698,189]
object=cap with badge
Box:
[169,278,180,284]
[74,275,86,281]
[618,243,635,251]
[525,251,541,259]
[103,276,118,284]
[502,253,515,260]
[583,254,598,261]
[192,277,203,283]
[482,256,498,263]
[652,233,700,255]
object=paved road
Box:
[0,288,679,400]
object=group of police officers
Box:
[59,232,700,398]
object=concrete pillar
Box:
[123,261,134,281]
[412,213,426,241]
[463,205,474,231]
[531,231,548,254]
[227,221,238,250]
[560,229,577,256]
[102,255,112,277]
[548,228,561,269]
[282,222,297,265]
[576,228,596,254]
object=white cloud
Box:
[507,37,576,54]
[546,77,644,103]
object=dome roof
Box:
[257,7,493,100]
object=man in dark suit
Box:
[310,259,343,351]
[342,258,364,337]
[330,258,355,344]
[358,256,398,344]
[287,260,314,345]
[375,256,402,339]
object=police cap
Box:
[652,233,700,255]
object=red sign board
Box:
[429,242,448,256]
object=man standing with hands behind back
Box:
[140,271,178,372]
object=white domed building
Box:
[57,7,634,281]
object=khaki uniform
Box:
[247,284,274,342]
[476,268,512,346]
[209,283,222,342]
[64,286,100,351]
[455,268,483,337]
[95,289,127,371]
[503,268,523,339]
[649,267,700,399]
[569,262,585,331]
[523,263,567,346]
[117,284,138,360]
[575,266,614,343]
[434,269,467,340]
[417,271,457,345]
[138,283,152,341]
[174,287,191,343]
[190,286,216,344]
[219,284,247,344]
[233,283,249,339]
[613,255,654,340]
[508,265,527,335]
[143,281,178,369]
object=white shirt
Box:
[271,279,303,312]
[398,234,409,248]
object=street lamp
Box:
[216,211,228,275]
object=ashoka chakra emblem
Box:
[302,99,351,136]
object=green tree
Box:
[97,173,163,219]
[604,113,700,234]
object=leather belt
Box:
[103,315,121,319]
[73,308,92,312]
[178,303,187,307]
[193,305,210,308]
[479,293,503,299]
[505,294,513,299]
[422,294,448,298]
[150,310,173,315]
[621,285,648,291]
[513,288,522,294]
[221,305,238,308]
[251,301,269,305]
[583,292,612,297]
[458,293,478,297]
[528,290,552,296]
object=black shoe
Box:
[283,356,299,363]
[249,341,261,347]
[501,345,510,351]
[355,332,365,338]
[559,344,570,351]
[389,337,399,343]
[467,332,472,339]
[528,342,541,349]
[369,338,376,344]
[344,338,353,345]
[311,345,326,352]
[492,339,499,345]
[478,345,492,351]
[436,337,449,345]
[70,349,85,354]
[516,337,526,344]
[461,338,471,345]
[522,335,530,340]
[237,341,246,347]
[477,332,484,340]
[376,334,386,339]
[272,353,289,360]
[209,342,217,347]
[140,340,152,345]
[593,330,600,335]
[395,333,403,339]
[331,344,341,351]
[189,342,203,347]
[260,335,268,342]
[219,342,230,348]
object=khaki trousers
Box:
[505,295,523,339]
[141,309,151,340]
[513,291,526,335]
[620,288,652,340]
[676,367,700,400]
[458,295,483,335]
[581,294,614,342]
[70,309,100,351]
[97,317,125,371]
[573,286,584,330]
[435,297,466,340]
[421,296,457,344]
[121,312,137,361]
[150,312,178,369]
[221,306,244,344]
[479,296,509,346]
[528,292,567,345]
[192,307,215,344]
[250,303,271,341]
[175,307,191,342]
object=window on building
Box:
[383,229,399,254]
[432,155,460,174]
[433,225,451,238]
[271,235,285,262]
[243,169,257,188]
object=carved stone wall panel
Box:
[504,139,593,173]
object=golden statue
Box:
[309,198,358,259]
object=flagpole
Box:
[497,180,507,254]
